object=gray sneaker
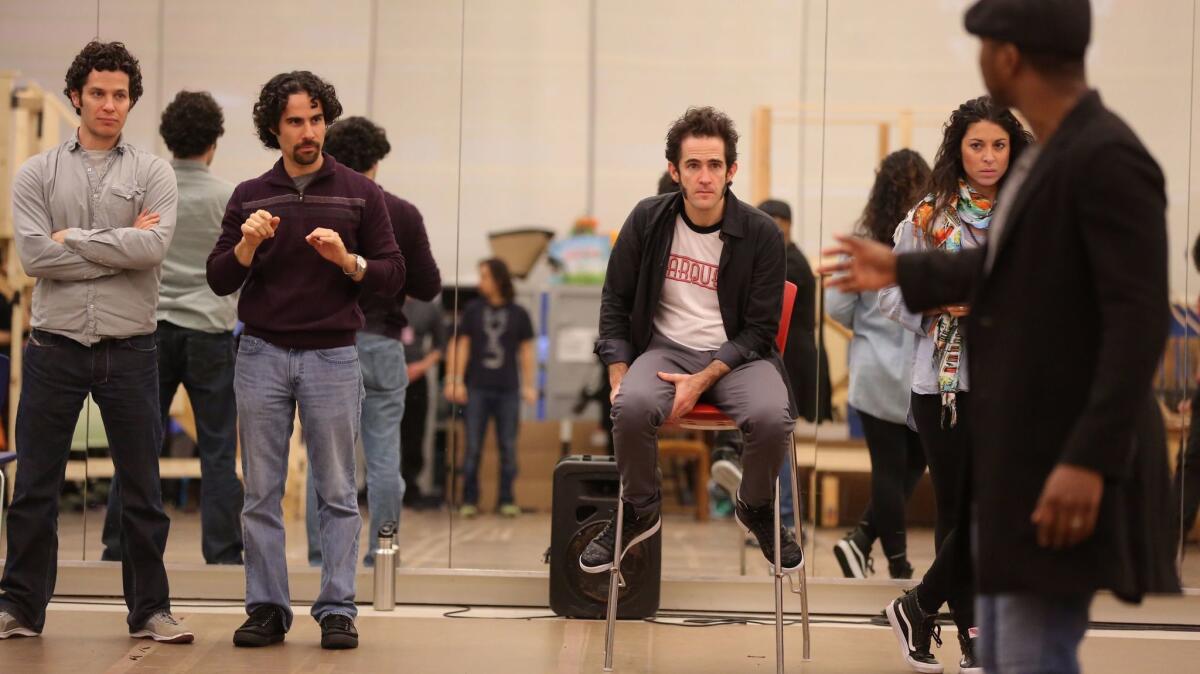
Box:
[130,611,194,644]
[711,458,743,499]
[0,610,38,639]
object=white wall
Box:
[2,0,1197,294]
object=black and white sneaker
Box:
[233,605,287,648]
[833,527,874,578]
[888,557,914,580]
[578,503,661,573]
[957,629,982,674]
[319,614,358,650]
[734,499,803,572]
[0,610,37,639]
[885,589,943,673]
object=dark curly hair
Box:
[324,116,391,173]
[63,41,143,115]
[252,71,343,150]
[665,106,738,168]
[930,96,1033,225]
[856,149,931,246]
[159,91,224,158]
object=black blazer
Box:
[594,190,795,415]
[896,91,1180,600]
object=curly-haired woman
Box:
[826,149,931,581]
[879,95,1033,674]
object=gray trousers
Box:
[612,333,794,516]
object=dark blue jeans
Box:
[102,322,243,564]
[461,387,520,506]
[0,330,171,631]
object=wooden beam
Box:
[751,105,772,205]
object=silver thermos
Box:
[373,521,398,611]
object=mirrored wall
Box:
[0,0,1197,599]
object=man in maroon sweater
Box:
[301,116,442,569]
[206,71,405,651]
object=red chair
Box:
[602,281,811,672]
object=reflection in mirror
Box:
[1,1,465,583]
[811,1,1200,593]
[444,0,826,583]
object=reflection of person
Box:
[446,259,536,518]
[302,116,441,568]
[758,199,831,423]
[826,149,930,581]
[582,107,801,574]
[824,2,1182,672]
[207,71,405,650]
[102,90,244,566]
[878,96,1031,673]
[0,41,192,643]
[1177,237,1200,543]
[400,296,449,507]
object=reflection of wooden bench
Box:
[658,435,710,521]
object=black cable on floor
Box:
[442,606,560,620]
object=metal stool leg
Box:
[786,432,811,661]
[773,478,785,674]
[603,485,625,671]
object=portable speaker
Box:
[548,455,661,619]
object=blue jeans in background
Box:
[461,387,520,506]
[235,335,363,628]
[977,592,1094,674]
[306,333,406,567]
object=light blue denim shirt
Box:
[878,210,985,395]
[825,287,914,424]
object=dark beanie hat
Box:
[965,0,1091,58]
[757,199,792,222]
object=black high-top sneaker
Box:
[885,589,943,673]
[578,502,661,573]
[888,557,914,580]
[957,629,982,674]
[734,499,803,572]
[833,527,874,578]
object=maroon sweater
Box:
[359,190,442,340]
[206,154,406,349]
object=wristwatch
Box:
[344,254,366,277]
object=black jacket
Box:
[785,243,833,422]
[896,91,1180,600]
[595,190,794,414]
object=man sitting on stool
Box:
[580,106,801,574]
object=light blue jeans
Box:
[977,592,1093,674]
[235,335,364,627]
[305,332,407,566]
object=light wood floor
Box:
[2,602,1198,674]
[43,508,1200,587]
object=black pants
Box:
[1176,386,1200,537]
[0,330,171,631]
[911,391,975,630]
[401,372,429,504]
[103,322,244,564]
[856,410,926,561]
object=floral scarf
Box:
[910,180,994,427]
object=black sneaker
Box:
[578,502,661,573]
[734,499,803,572]
[958,631,982,673]
[888,557,914,580]
[319,614,358,650]
[233,605,286,647]
[885,589,943,673]
[833,528,873,578]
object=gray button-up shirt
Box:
[157,159,236,333]
[12,132,177,345]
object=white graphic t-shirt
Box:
[653,215,726,351]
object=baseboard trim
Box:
[41,561,1200,626]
